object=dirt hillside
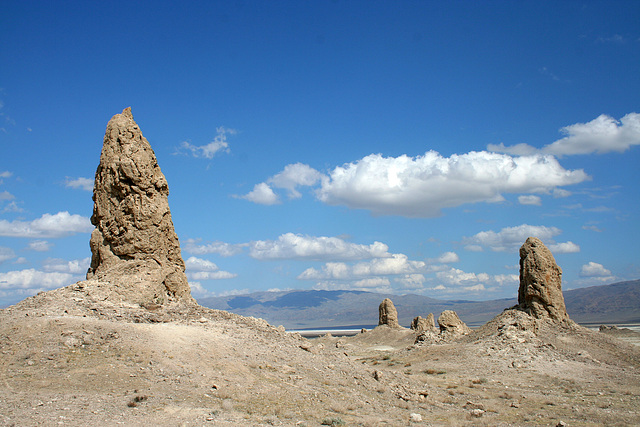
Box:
[1,282,639,426]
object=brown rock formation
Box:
[410,313,437,334]
[518,237,568,322]
[438,310,471,337]
[86,108,193,305]
[378,298,401,328]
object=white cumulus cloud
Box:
[184,256,237,281]
[579,262,612,277]
[548,241,580,254]
[268,163,323,199]
[237,182,280,205]
[0,269,74,291]
[316,151,587,217]
[435,251,460,264]
[0,212,93,238]
[249,233,390,261]
[462,224,562,252]
[489,113,640,157]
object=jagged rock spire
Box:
[518,237,568,321]
[86,108,193,305]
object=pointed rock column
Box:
[86,108,194,305]
[518,237,568,322]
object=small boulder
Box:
[378,298,401,328]
[518,237,568,322]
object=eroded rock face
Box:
[518,237,568,322]
[411,313,437,334]
[378,298,401,328]
[86,108,193,305]
[438,310,471,337]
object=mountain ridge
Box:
[198,279,640,329]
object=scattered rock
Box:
[409,413,422,422]
[379,298,401,328]
[85,107,194,306]
[518,237,568,322]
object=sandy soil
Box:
[1,284,639,426]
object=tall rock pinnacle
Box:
[518,237,568,322]
[378,298,401,328]
[86,108,193,305]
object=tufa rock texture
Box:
[86,108,194,306]
[438,310,471,338]
[518,237,568,322]
[378,298,401,328]
[410,313,437,334]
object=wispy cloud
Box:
[0,246,15,264]
[0,191,15,201]
[27,240,53,252]
[178,126,235,159]
[65,177,93,191]
[518,195,542,206]
[2,201,23,213]
[0,212,93,238]
[539,66,560,81]
[183,239,246,257]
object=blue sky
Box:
[1,1,639,306]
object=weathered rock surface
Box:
[438,310,471,338]
[410,313,437,334]
[378,298,401,328]
[518,236,568,322]
[86,108,193,306]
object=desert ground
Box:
[1,282,639,426]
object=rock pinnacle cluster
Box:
[86,108,193,305]
[518,237,568,322]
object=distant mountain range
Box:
[197,279,640,329]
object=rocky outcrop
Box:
[518,237,568,322]
[415,311,470,343]
[86,108,193,306]
[410,313,437,334]
[378,298,401,328]
[438,310,471,338]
